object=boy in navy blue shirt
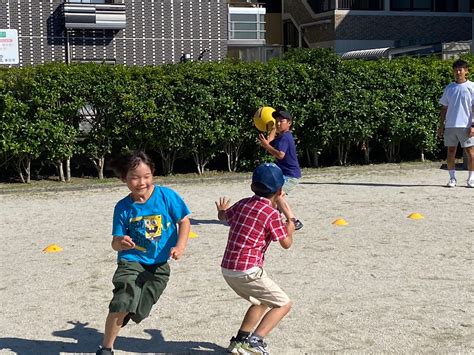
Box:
[257,108,303,230]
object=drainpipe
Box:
[65,29,71,64]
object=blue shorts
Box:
[282,176,299,195]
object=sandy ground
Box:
[0,163,473,354]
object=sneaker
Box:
[291,218,304,230]
[96,347,114,355]
[227,336,245,354]
[446,178,457,188]
[467,180,474,188]
[239,338,269,355]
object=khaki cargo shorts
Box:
[223,267,290,308]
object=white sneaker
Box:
[446,178,457,188]
[467,180,474,188]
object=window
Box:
[229,11,265,40]
[391,0,458,11]
[307,0,334,14]
[338,0,383,10]
[413,0,431,10]
[66,0,115,4]
[434,0,458,12]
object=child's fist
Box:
[169,246,185,260]
[120,235,135,250]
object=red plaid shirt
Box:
[221,195,288,271]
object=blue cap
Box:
[252,163,284,193]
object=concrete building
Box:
[282,0,473,54]
[0,0,228,66]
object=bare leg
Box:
[240,304,268,333]
[446,146,457,171]
[275,194,295,221]
[466,146,474,171]
[253,301,292,337]
[101,312,127,349]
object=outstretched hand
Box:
[257,133,271,149]
[437,126,444,138]
[215,197,231,212]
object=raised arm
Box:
[257,131,285,160]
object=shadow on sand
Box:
[301,181,442,188]
[0,321,226,355]
[190,218,225,226]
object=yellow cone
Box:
[332,218,348,226]
[43,244,63,253]
[188,231,198,238]
[408,212,424,220]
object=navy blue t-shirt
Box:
[270,131,301,178]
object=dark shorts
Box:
[109,260,170,324]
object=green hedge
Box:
[0,49,464,182]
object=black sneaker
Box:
[96,347,114,355]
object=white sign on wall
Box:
[0,29,19,65]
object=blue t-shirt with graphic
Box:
[112,185,191,265]
[271,131,301,178]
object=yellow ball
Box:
[253,106,276,132]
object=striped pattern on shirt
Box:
[221,195,288,271]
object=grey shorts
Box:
[109,260,170,323]
[444,128,474,148]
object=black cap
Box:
[272,110,292,120]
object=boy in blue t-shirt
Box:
[257,108,303,230]
[96,151,191,355]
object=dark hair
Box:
[110,150,155,180]
[453,59,468,69]
[251,182,278,198]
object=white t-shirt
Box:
[439,80,474,128]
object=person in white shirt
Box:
[438,59,474,188]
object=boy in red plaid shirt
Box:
[216,163,295,355]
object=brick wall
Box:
[0,0,228,66]
[335,15,472,45]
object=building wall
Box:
[265,13,283,45]
[282,0,472,52]
[335,14,472,47]
[0,0,228,66]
